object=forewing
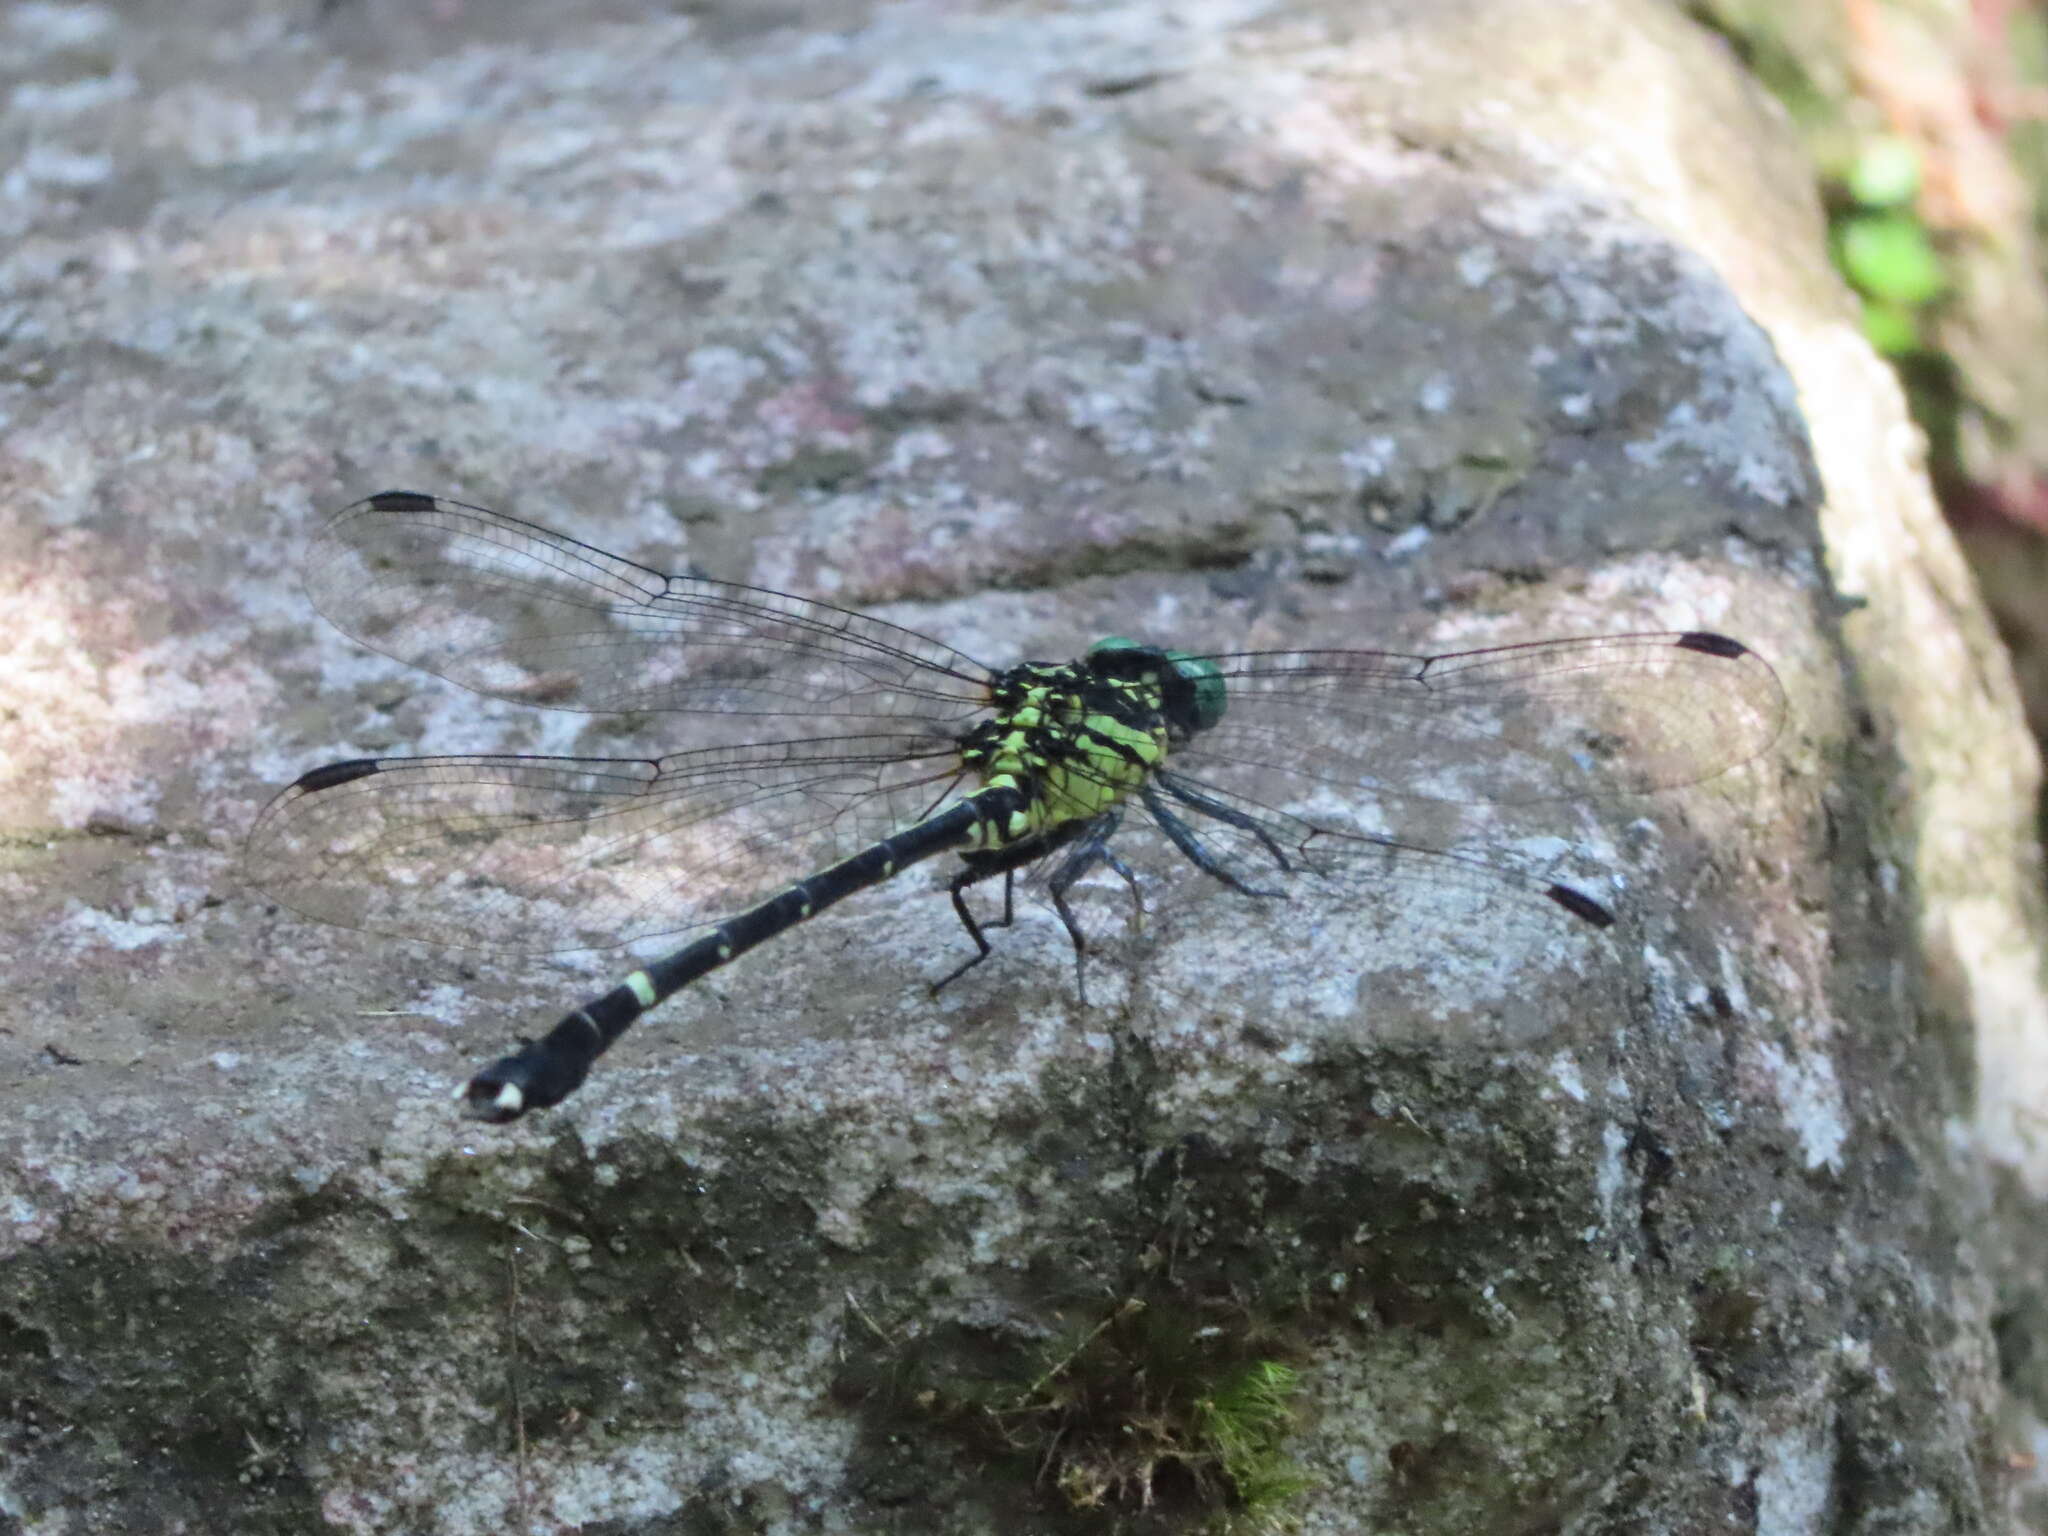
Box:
[307,491,993,722]
[1180,632,1784,806]
[243,734,973,953]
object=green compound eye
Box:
[1166,648,1226,732]
[1087,637,1227,733]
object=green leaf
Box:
[1838,213,1946,305]
[1859,297,1922,356]
[1846,137,1922,208]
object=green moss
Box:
[1194,1361,1314,1530]
[838,1294,1312,1533]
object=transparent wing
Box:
[1179,632,1784,807]
[306,491,994,723]
[242,734,977,953]
[1114,770,1610,927]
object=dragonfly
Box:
[243,491,1786,1123]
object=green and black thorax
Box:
[955,640,1226,854]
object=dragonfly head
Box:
[1086,636,1227,735]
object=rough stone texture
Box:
[1,1,2043,1533]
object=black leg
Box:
[1043,814,1132,1004]
[935,866,1001,994]
[1153,771,1294,872]
[931,817,1126,998]
[1141,783,1286,899]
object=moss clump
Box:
[839,1295,1311,1533]
[1189,1359,1314,1531]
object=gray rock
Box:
[2,0,2041,1531]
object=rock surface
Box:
[1,0,2043,1532]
